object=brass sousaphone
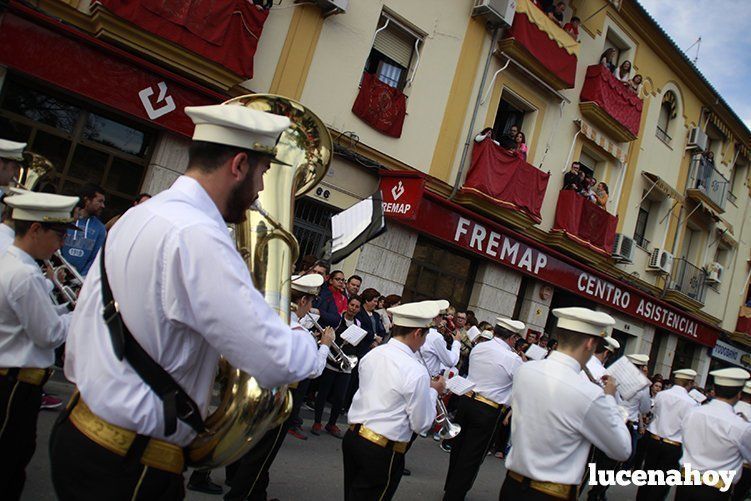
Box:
[187,95,332,468]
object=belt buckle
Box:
[102,300,120,324]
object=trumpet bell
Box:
[439,421,462,440]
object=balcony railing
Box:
[668,257,707,304]
[686,154,729,212]
[552,189,618,256]
[459,137,550,224]
[498,0,579,90]
[579,64,643,142]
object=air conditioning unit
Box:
[687,127,709,152]
[647,248,674,274]
[471,0,517,28]
[705,262,724,284]
[311,0,348,17]
[612,233,635,263]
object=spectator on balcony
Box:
[514,132,528,161]
[581,175,597,202]
[545,1,566,27]
[563,162,582,191]
[594,182,609,208]
[628,74,643,95]
[614,60,632,83]
[600,48,617,73]
[563,16,580,40]
[474,127,499,146]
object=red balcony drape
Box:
[580,65,643,137]
[352,72,407,138]
[505,11,577,88]
[738,306,751,336]
[462,138,549,223]
[553,189,617,255]
[97,0,268,78]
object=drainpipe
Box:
[449,24,503,200]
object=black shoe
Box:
[187,475,223,495]
[402,467,411,476]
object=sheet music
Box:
[688,388,707,404]
[445,375,476,396]
[299,313,319,331]
[466,326,481,342]
[331,197,374,253]
[340,324,368,347]
[605,357,651,400]
[525,343,548,361]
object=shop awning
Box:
[577,120,627,163]
[641,171,684,203]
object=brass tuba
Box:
[16,152,55,192]
[186,95,332,468]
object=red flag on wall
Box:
[351,72,407,138]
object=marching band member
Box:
[419,301,461,378]
[677,368,751,501]
[636,368,699,501]
[49,104,322,500]
[732,382,751,501]
[224,273,334,501]
[501,307,631,500]
[622,354,652,466]
[0,191,79,500]
[443,317,525,501]
[581,335,619,382]
[343,300,445,501]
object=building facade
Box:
[2,0,750,385]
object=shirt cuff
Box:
[429,387,439,403]
[318,345,331,357]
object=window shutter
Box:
[373,24,414,69]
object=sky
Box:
[638,0,751,131]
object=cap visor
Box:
[270,157,292,167]
[57,222,82,231]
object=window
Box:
[292,197,339,268]
[671,337,697,374]
[0,79,153,222]
[633,199,651,249]
[402,236,477,310]
[364,14,421,91]
[728,160,747,204]
[492,92,536,149]
[577,150,598,177]
[656,93,676,145]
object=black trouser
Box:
[50,407,184,501]
[0,375,43,501]
[493,412,511,454]
[343,369,360,411]
[586,446,622,500]
[633,430,650,470]
[675,484,730,501]
[224,417,291,501]
[499,472,576,501]
[443,396,503,501]
[635,438,682,501]
[314,368,350,426]
[732,467,751,501]
[342,428,405,501]
[288,379,311,428]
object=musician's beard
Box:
[225,173,257,224]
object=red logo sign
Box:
[379,172,425,221]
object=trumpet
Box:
[44,251,84,308]
[418,351,461,440]
[306,313,358,372]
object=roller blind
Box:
[373,22,414,68]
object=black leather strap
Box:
[99,237,205,436]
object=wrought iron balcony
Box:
[667,257,706,306]
[686,155,729,213]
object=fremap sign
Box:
[379,172,425,221]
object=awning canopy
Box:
[716,219,737,248]
[577,120,627,163]
[641,171,684,203]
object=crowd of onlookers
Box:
[475,124,528,161]
[562,161,609,208]
[600,48,643,95]
[532,0,581,40]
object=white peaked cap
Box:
[388,301,442,328]
[0,139,26,161]
[710,367,751,388]
[479,329,494,340]
[291,273,324,295]
[496,317,526,335]
[552,307,615,337]
[4,192,80,228]
[743,381,751,395]
[466,326,481,342]
[626,354,649,366]
[604,336,620,352]
[185,104,291,157]
[673,368,698,380]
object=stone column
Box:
[467,263,522,324]
[517,281,553,333]
[654,334,677,378]
[140,132,190,195]
[354,224,417,297]
[695,347,711,387]
[637,325,656,355]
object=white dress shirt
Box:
[647,384,698,442]
[0,245,71,368]
[291,311,329,379]
[348,338,438,442]
[0,223,13,255]
[623,386,651,422]
[419,328,460,377]
[736,400,751,422]
[680,399,751,484]
[65,176,320,446]
[468,337,522,405]
[505,351,631,484]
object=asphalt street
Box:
[23,378,640,500]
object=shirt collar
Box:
[7,244,38,267]
[172,176,227,231]
[709,398,735,412]
[494,337,513,351]
[0,223,14,238]
[388,338,417,358]
[547,351,582,373]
